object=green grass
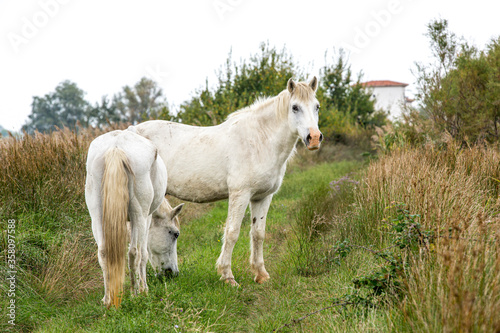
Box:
[4,159,392,332]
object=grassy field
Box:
[1,130,499,332]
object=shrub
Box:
[414,19,500,144]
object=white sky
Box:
[1,0,498,132]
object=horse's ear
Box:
[287,78,296,94]
[309,76,318,92]
[170,203,184,220]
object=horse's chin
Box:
[307,145,320,151]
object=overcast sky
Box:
[1,0,498,132]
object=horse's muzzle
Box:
[157,267,179,279]
[165,267,179,277]
[305,128,323,150]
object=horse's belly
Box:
[166,176,229,203]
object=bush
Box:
[175,42,301,126]
[414,19,500,144]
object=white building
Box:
[360,80,412,120]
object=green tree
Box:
[114,77,170,124]
[414,19,500,143]
[23,80,90,133]
[86,96,125,128]
[176,43,301,126]
[316,50,383,142]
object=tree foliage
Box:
[23,80,89,133]
[175,43,301,126]
[86,96,124,128]
[22,77,171,133]
[114,77,170,124]
[317,50,384,141]
[414,19,500,143]
[318,50,376,122]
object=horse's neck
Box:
[251,103,297,166]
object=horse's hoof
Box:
[223,277,240,287]
[254,273,270,284]
[102,296,110,307]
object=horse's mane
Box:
[227,82,315,121]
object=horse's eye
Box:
[316,104,320,111]
[292,105,299,113]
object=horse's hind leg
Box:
[128,213,148,296]
[93,224,111,305]
[86,175,111,306]
[250,195,272,284]
[217,191,250,286]
[97,246,110,305]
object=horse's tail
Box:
[102,147,133,308]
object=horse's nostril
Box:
[306,134,311,142]
[319,133,323,142]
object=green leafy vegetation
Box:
[408,18,500,144]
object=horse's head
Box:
[148,200,183,278]
[287,77,323,150]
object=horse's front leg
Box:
[216,191,250,286]
[138,216,151,294]
[250,195,273,284]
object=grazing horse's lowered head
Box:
[286,77,323,150]
[148,199,183,277]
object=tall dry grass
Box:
[0,127,125,318]
[40,235,102,303]
[359,142,500,331]
[0,128,97,219]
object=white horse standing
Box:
[85,130,183,307]
[132,78,322,285]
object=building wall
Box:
[369,86,406,119]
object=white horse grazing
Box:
[132,78,322,286]
[146,198,183,277]
[85,130,183,308]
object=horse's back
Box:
[134,121,231,202]
[87,130,159,175]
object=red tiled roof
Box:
[359,80,408,87]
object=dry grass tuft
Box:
[0,127,100,217]
[40,235,101,304]
[361,143,500,331]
